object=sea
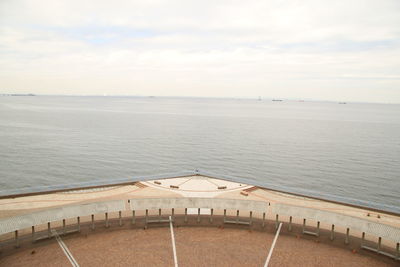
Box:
[0,96,399,213]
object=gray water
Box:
[0,96,399,212]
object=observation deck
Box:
[0,173,399,266]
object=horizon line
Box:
[1,93,399,105]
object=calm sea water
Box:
[0,96,399,212]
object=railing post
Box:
[396,243,399,260]
[236,210,239,224]
[77,217,80,232]
[377,237,381,252]
[91,214,95,230]
[15,230,19,248]
[172,208,175,221]
[302,219,306,233]
[63,219,66,235]
[316,221,320,237]
[105,212,109,228]
[159,209,162,222]
[197,208,201,223]
[330,224,335,241]
[119,211,122,226]
[345,228,349,244]
[262,212,266,228]
[210,208,213,223]
[132,210,136,225]
[48,222,51,238]
[145,209,148,228]
[223,209,227,223]
[32,226,35,242]
[275,214,279,229]
[288,216,292,231]
[361,232,365,246]
[249,211,252,226]
[185,208,188,223]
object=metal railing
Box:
[0,198,399,260]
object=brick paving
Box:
[1,223,397,266]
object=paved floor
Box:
[0,225,397,267]
[269,233,394,267]
[0,239,71,267]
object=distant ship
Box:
[338,102,347,104]
[9,94,35,96]
[272,99,283,102]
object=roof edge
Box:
[0,170,398,217]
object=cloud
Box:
[0,0,400,102]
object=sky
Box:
[1,0,400,103]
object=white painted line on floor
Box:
[51,230,79,267]
[264,222,283,267]
[169,216,178,267]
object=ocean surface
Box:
[0,96,399,213]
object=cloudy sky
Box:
[1,0,400,103]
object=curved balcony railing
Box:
[0,198,399,260]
